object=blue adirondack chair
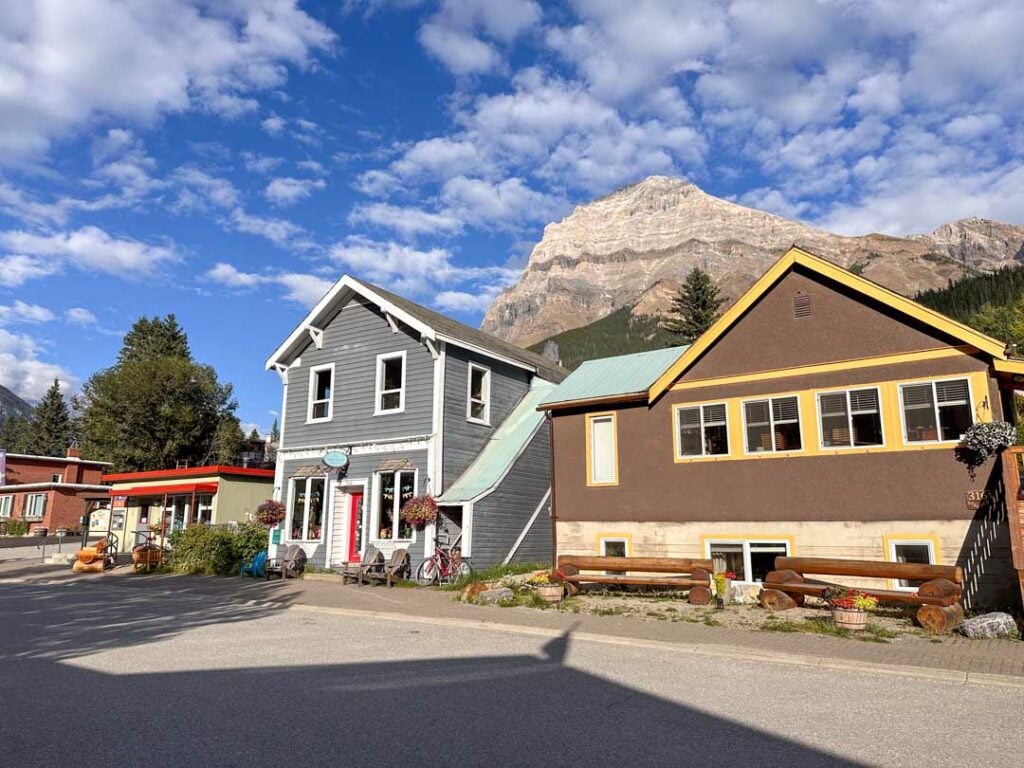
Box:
[240,550,268,579]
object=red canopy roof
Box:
[112,482,218,498]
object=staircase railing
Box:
[999,446,1024,607]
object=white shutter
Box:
[590,416,617,484]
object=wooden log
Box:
[557,555,714,573]
[560,564,580,596]
[767,580,958,606]
[689,567,711,584]
[917,603,965,634]
[774,556,961,584]
[689,584,712,605]
[916,578,961,599]
[765,569,804,585]
[759,588,799,611]
[562,576,709,588]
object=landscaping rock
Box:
[959,612,1020,640]
[461,582,490,603]
[476,587,514,605]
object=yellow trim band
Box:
[585,411,619,487]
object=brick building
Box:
[0,448,112,533]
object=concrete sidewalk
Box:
[4,561,1023,683]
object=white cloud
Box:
[295,160,327,175]
[65,307,98,326]
[0,301,56,325]
[261,114,288,136]
[241,152,284,173]
[440,176,566,227]
[348,202,464,239]
[264,176,327,206]
[418,0,541,75]
[172,167,240,210]
[0,0,336,162]
[0,328,76,402]
[205,262,332,306]
[226,208,314,250]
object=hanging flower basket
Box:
[401,495,438,528]
[956,421,1016,479]
[255,499,287,528]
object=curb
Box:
[289,603,1024,690]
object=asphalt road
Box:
[1,578,1021,768]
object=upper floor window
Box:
[900,378,972,443]
[467,363,491,424]
[307,364,334,423]
[676,403,729,457]
[743,396,802,453]
[0,496,11,518]
[375,351,406,414]
[587,413,618,486]
[818,388,883,448]
[24,493,47,519]
[51,473,62,483]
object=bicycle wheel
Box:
[415,558,439,586]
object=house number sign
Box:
[965,490,990,510]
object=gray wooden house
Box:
[264,275,566,573]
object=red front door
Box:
[347,492,363,562]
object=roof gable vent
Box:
[793,293,812,319]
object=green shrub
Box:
[3,519,30,536]
[164,522,268,576]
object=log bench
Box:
[759,556,965,633]
[557,555,714,605]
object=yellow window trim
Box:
[882,533,943,591]
[595,532,633,556]
[649,246,1008,402]
[585,411,619,487]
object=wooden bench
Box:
[557,555,714,605]
[759,556,965,633]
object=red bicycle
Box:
[415,532,471,585]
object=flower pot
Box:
[831,607,868,631]
[536,583,563,603]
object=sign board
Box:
[112,495,128,509]
[966,489,990,510]
[271,526,282,545]
[323,449,350,469]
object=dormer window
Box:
[375,351,406,414]
[307,363,334,423]
[467,363,491,424]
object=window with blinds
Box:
[588,414,618,485]
[744,396,802,453]
[818,388,883,448]
[901,379,971,443]
[676,403,729,457]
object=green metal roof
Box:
[537,345,690,408]
[437,379,556,504]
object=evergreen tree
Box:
[80,317,237,471]
[248,428,261,442]
[28,379,72,456]
[0,413,33,453]
[664,267,725,343]
[269,418,280,443]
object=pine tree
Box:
[117,314,191,364]
[269,419,280,443]
[0,413,33,453]
[248,428,261,442]
[28,379,71,456]
[664,267,725,343]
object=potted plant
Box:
[401,495,438,528]
[957,421,1016,478]
[255,499,286,529]
[529,570,566,603]
[713,571,737,609]
[825,586,878,631]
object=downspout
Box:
[547,411,558,569]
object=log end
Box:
[917,578,959,599]
[760,588,799,611]
[917,603,965,634]
[765,569,804,585]
[689,584,712,605]
[690,567,711,584]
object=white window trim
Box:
[23,493,47,520]
[675,402,730,458]
[0,495,12,518]
[286,476,327,543]
[466,362,491,425]
[370,467,418,543]
[897,377,974,446]
[306,363,335,424]
[599,536,629,575]
[704,538,791,585]
[374,351,407,415]
[815,386,886,451]
[741,395,804,455]
[586,413,618,486]
[886,538,937,593]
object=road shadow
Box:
[0,629,866,768]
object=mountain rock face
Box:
[0,384,32,424]
[481,177,1024,346]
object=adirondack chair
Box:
[361,548,409,587]
[340,544,382,585]
[240,550,268,579]
[266,545,307,581]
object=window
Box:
[818,388,883,448]
[288,477,325,541]
[139,505,149,525]
[307,364,334,422]
[51,473,63,483]
[600,537,628,575]
[676,403,729,457]
[888,539,936,591]
[0,496,11,518]
[900,379,972,443]
[708,539,790,583]
[586,413,618,486]
[196,495,213,526]
[375,352,406,414]
[743,396,802,453]
[467,363,491,424]
[376,470,415,540]
[24,493,47,519]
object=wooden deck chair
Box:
[340,544,382,585]
[266,545,307,580]
[361,548,408,587]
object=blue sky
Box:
[2,1,1024,435]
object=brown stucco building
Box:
[539,247,1024,610]
[0,448,111,533]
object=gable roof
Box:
[437,379,555,504]
[647,245,1012,402]
[538,346,690,411]
[265,275,567,382]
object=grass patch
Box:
[439,561,544,591]
[761,616,896,643]
[591,605,629,617]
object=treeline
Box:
[916,266,1024,324]
[528,306,677,370]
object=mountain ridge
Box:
[0,384,32,425]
